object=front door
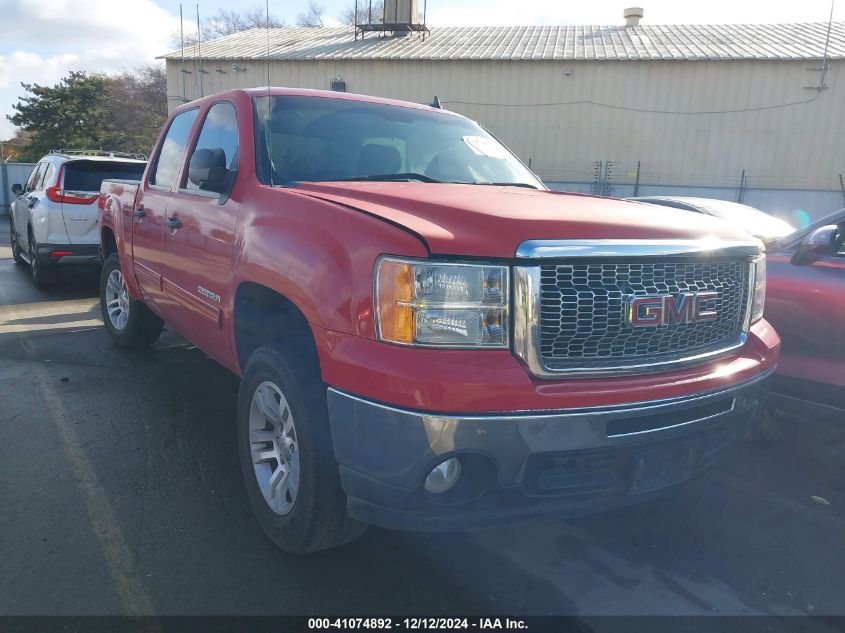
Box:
[12,162,44,244]
[131,108,199,308]
[769,219,845,387]
[159,101,240,363]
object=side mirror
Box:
[791,225,837,266]
[11,183,23,196]
[188,148,231,194]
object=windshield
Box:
[253,95,543,189]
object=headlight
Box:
[376,257,509,347]
[750,255,766,324]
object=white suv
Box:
[9,150,146,287]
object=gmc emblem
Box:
[627,292,719,326]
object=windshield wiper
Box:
[336,173,444,184]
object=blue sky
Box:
[1,0,842,139]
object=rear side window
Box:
[63,161,146,192]
[183,102,238,192]
[150,109,199,188]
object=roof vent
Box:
[624,7,644,27]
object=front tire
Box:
[237,347,365,553]
[100,253,164,347]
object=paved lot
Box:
[1,218,844,617]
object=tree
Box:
[173,6,285,47]
[106,65,168,157]
[297,0,325,27]
[8,72,112,162]
[341,0,384,25]
[7,67,168,162]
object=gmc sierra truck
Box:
[98,88,779,553]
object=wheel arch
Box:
[233,282,320,376]
[101,226,118,259]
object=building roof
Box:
[160,22,845,62]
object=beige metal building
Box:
[160,18,845,217]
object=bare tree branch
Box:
[341,1,384,26]
[296,0,326,27]
[171,6,285,47]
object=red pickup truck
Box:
[98,88,779,553]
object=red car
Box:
[97,88,777,553]
[765,209,845,421]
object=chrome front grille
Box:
[536,260,750,373]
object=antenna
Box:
[820,0,836,89]
[180,4,186,102]
[196,4,204,97]
[266,0,272,90]
[266,0,274,186]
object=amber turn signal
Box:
[377,260,415,344]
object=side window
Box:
[26,163,45,191]
[149,109,199,189]
[184,102,238,193]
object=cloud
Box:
[0,0,180,49]
[0,0,181,138]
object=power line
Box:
[443,92,821,115]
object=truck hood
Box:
[293,182,755,258]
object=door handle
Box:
[134,208,146,218]
[164,217,182,229]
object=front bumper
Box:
[327,370,772,531]
[36,243,100,266]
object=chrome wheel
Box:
[249,380,300,515]
[105,269,130,331]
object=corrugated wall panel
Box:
[166,58,844,192]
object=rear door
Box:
[132,108,199,307]
[159,101,240,360]
[60,160,146,244]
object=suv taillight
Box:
[46,186,98,205]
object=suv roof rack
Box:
[49,149,148,161]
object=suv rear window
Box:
[63,161,146,192]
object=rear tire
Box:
[237,346,366,554]
[28,231,56,287]
[100,253,164,347]
[10,217,24,265]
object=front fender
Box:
[229,186,428,341]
